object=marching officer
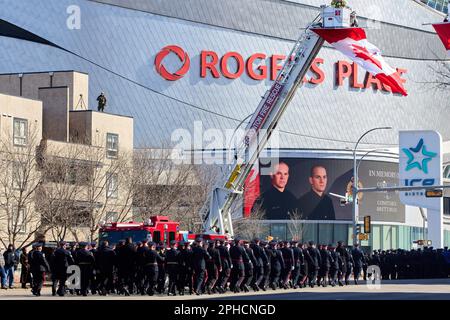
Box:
[75,242,95,296]
[51,241,74,296]
[280,241,294,289]
[165,240,180,296]
[268,241,284,290]
[318,244,332,287]
[336,241,348,286]
[95,240,116,295]
[216,240,232,294]
[250,238,265,291]
[205,240,221,294]
[306,241,321,288]
[329,245,340,287]
[177,241,193,295]
[143,242,164,296]
[156,242,167,294]
[290,242,301,289]
[29,243,50,296]
[192,238,211,295]
[242,241,256,292]
[229,238,248,293]
[299,243,308,288]
[261,241,272,291]
[352,243,364,285]
[135,239,149,295]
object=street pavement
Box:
[0,279,449,300]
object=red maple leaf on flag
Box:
[351,44,383,70]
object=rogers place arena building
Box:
[1,0,450,249]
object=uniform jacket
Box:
[29,250,50,273]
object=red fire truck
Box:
[99,216,227,246]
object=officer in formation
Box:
[27,239,450,296]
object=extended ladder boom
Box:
[200,18,325,237]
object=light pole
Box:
[352,127,392,246]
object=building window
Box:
[106,172,118,198]
[106,133,119,158]
[105,212,118,222]
[420,0,449,13]
[13,118,28,146]
[10,207,26,233]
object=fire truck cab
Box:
[98,216,183,246]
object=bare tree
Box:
[70,139,133,242]
[232,202,268,240]
[0,124,44,249]
[287,209,306,242]
[131,148,208,233]
[426,62,450,90]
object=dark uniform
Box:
[177,243,193,295]
[75,243,95,296]
[291,242,302,288]
[217,241,232,293]
[336,242,348,286]
[242,244,256,292]
[306,243,321,287]
[50,243,74,296]
[298,190,336,220]
[261,243,272,290]
[318,245,333,287]
[252,186,297,220]
[165,242,180,296]
[329,247,340,286]
[156,245,167,294]
[135,242,149,294]
[29,244,50,296]
[205,241,221,294]
[250,240,265,291]
[116,240,136,295]
[229,240,248,293]
[95,242,116,295]
[143,244,164,295]
[352,245,364,284]
[192,240,211,295]
[268,242,284,290]
[97,92,107,112]
[280,242,294,288]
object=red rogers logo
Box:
[154,45,190,81]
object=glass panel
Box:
[318,223,333,245]
[302,223,317,244]
[270,223,287,241]
[391,225,398,249]
[382,225,392,250]
[372,225,381,251]
[333,224,347,244]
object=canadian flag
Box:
[432,23,450,57]
[313,28,408,96]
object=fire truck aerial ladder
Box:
[199,4,354,238]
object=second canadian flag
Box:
[313,28,408,96]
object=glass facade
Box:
[420,0,449,14]
[268,222,450,250]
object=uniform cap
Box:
[79,242,88,247]
[32,242,43,248]
[195,237,203,242]
[148,241,156,247]
[59,241,67,246]
[170,240,177,246]
[90,242,97,246]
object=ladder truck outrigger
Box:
[199,3,355,240]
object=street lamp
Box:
[352,127,392,246]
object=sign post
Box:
[399,131,443,248]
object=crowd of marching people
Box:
[1,238,449,297]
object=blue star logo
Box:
[402,138,437,174]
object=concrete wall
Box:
[0,71,88,110]
[69,110,134,152]
[0,93,43,140]
[38,86,69,142]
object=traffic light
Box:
[356,225,361,234]
[364,216,371,234]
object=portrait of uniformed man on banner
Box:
[298,165,336,220]
[251,162,297,220]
